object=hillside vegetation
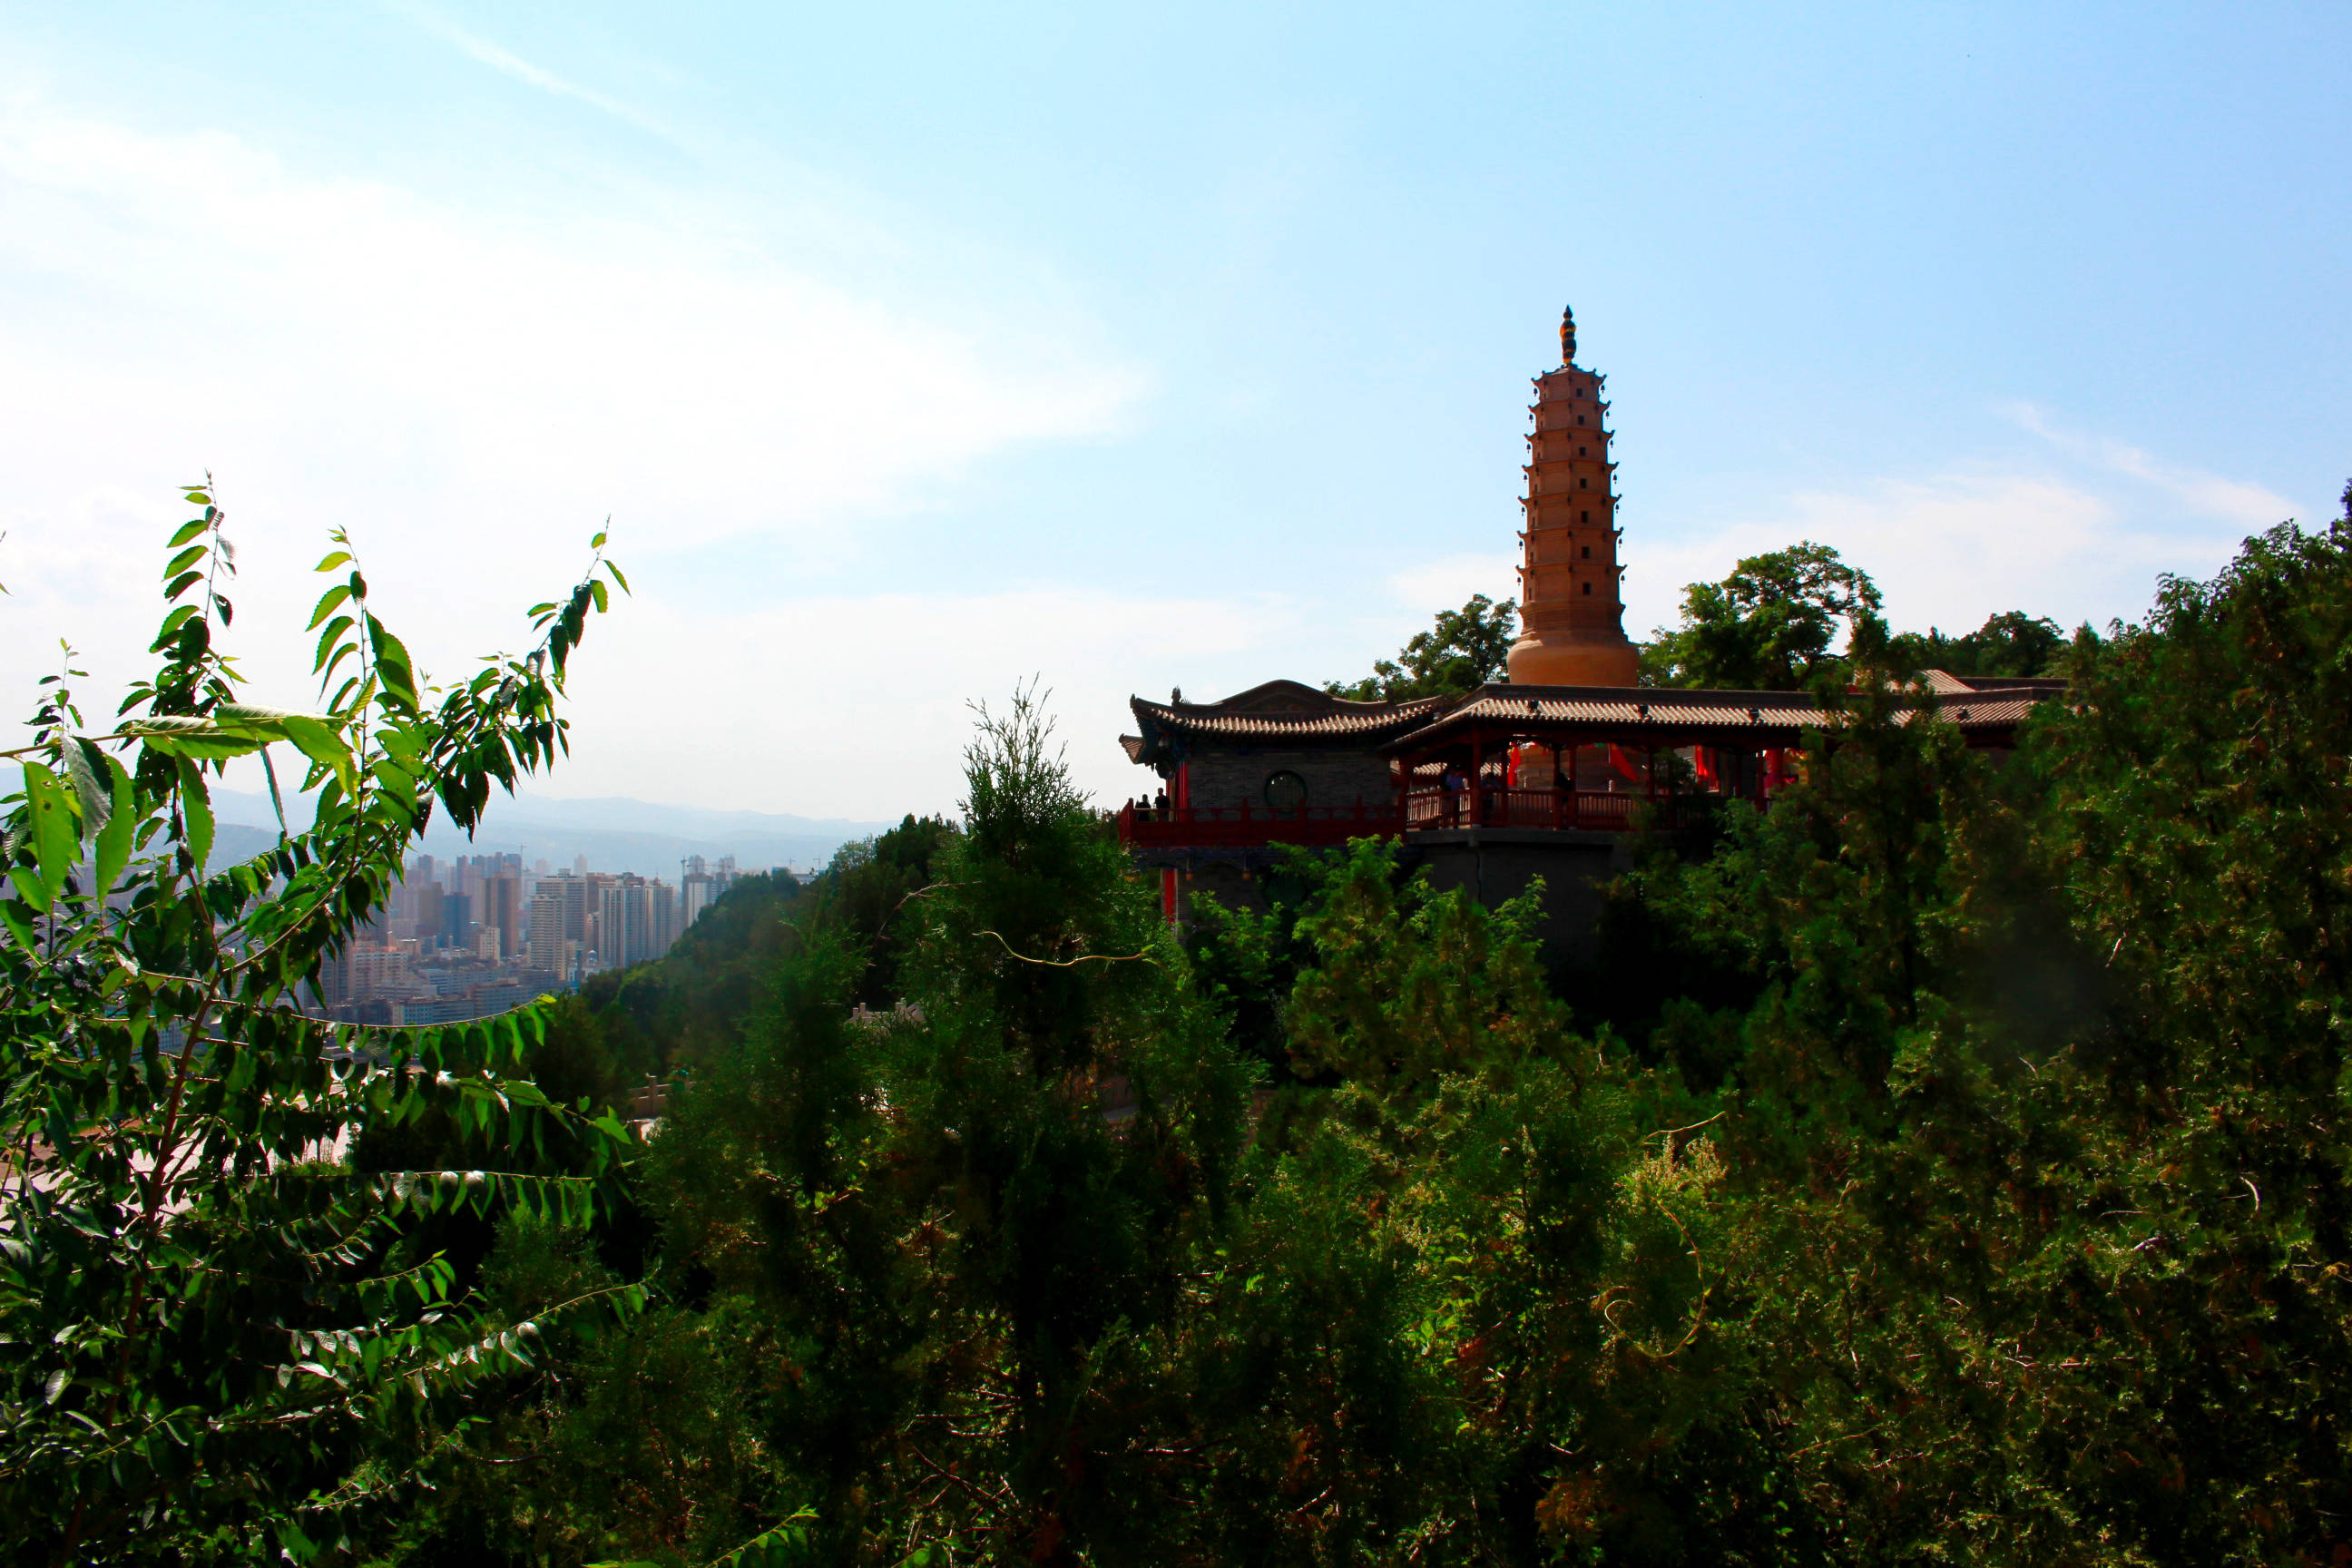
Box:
[9,493,2352,1566]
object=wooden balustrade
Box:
[1117,787,1733,849]
[1402,787,1650,831]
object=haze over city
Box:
[5,2,2347,823]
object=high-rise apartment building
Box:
[681,855,740,928]
[527,874,590,978]
[481,874,521,962]
[514,868,686,980]
[442,891,473,949]
[412,884,446,949]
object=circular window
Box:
[1263,770,1308,810]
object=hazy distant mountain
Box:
[203,788,898,878]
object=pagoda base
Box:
[1506,633,1639,687]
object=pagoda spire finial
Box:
[1559,304,1577,366]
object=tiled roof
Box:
[1387,685,1823,749]
[1384,679,2062,751]
[1132,697,1443,739]
[1125,674,2063,769]
[1935,691,2054,731]
[1128,680,1442,765]
[1921,669,2070,698]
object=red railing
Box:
[1119,800,1404,849]
[1118,789,1736,849]
[1403,787,1652,831]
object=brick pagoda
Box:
[1506,306,1640,685]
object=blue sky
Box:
[4,2,2346,818]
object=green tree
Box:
[1641,541,1885,689]
[463,688,1250,1564]
[1191,840,1789,1563]
[1327,593,1518,701]
[1613,500,2352,1561]
[1884,608,2066,679]
[0,485,636,1563]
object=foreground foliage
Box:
[0,487,632,1563]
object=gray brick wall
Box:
[1182,750,1395,812]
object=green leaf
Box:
[20,761,75,911]
[603,560,630,594]
[588,578,609,614]
[313,614,355,675]
[706,1511,818,1568]
[93,752,134,897]
[319,644,361,697]
[307,583,352,632]
[165,570,204,602]
[163,545,207,579]
[369,620,418,711]
[215,703,291,736]
[64,739,111,838]
[168,519,210,548]
[280,715,355,793]
[177,755,214,873]
[315,550,353,573]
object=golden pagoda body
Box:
[1506,307,1640,686]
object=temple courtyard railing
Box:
[1116,788,1742,850]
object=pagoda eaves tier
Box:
[1507,315,1640,686]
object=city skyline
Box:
[313,848,777,1024]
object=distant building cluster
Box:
[312,849,767,1025]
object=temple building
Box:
[1116,309,2064,957]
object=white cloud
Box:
[2007,404,2299,530]
[0,89,1145,789]
[1624,473,2208,639]
[554,585,1291,817]
[1622,407,2318,642]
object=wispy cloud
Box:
[2007,402,2299,529]
[382,2,686,147]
